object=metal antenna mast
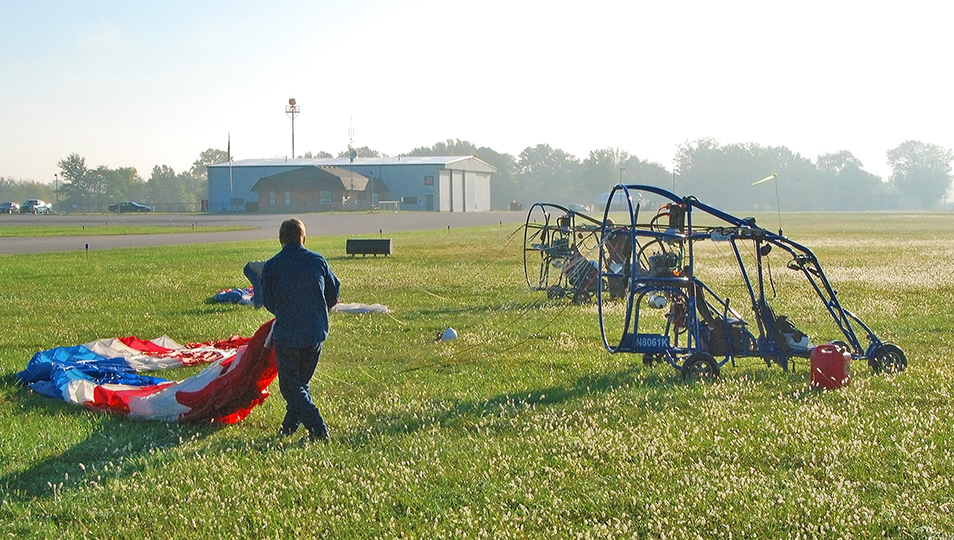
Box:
[348,117,354,152]
[285,98,300,158]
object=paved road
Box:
[0,211,528,254]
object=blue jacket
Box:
[261,243,340,348]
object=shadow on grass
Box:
[0,372,22,388]
[355,364,684,443]
[328,255,393,262]
[0,394,223,503]
[177,303,247,315]
[401,298,575,332]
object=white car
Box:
[20,199,54,214]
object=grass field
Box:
[1,213,952,539]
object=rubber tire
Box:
[868,343,907,374]
[681,352,720,381]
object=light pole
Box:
[54,174,59,212]
[619,167,625,184]
[285,98,300,158]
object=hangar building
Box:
[207,156,495,212]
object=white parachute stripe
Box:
[150,335,184,349]
[116,345,250,419]
[82,336,238,372]
[332,302,389,313]
[83,338,142,358]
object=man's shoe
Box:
[278,424,299,438]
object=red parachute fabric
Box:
[77,320,277,423]
[117,336,174,354]
[176,320,278,424]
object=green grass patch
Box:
[1,213,953,539]
[0,225,254,237]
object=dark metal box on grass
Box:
[346,238,392,257]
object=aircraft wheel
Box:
[868,343,907,374]
[681,352,720,381]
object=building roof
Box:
[321,167,389,192]
[209,155,496,173]
[250,166,389,193]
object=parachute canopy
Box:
[17,321,277,424]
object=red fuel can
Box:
[810,344,851,389]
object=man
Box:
[261,218,340,441]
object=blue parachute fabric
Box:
[16,344,166,392]
[212,287,254,305]
[19,345,114,385]
[18,322,275,423]
[49,364,168,393]
[244,261,265,308]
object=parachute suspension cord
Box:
[357,223,525,311]
[399,298,575,374]
[404,227,636,373]
[397,224,628,374]
[328,222,573,376]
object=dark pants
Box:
[275,343,327,437]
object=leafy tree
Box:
[337,146,382,159]
[148,165,197,211]
[55,154,147,211]
[188,148,229,204]
[57,157,120,210]
[757,145,820,212]
[108,167,147,202]
[620,155,672,190]
[85,166,114,204]
[190,149,229,180]
[816,150,864,175]
[0,177,54,205]
[672,137,722,201]
[582,148,629,203]
[581,149,673,204]
[302,151,333,158]
[886,140,954,209]
[57,153,92,206]
[816,151,886,210]
[58,153,88,184]
[514,144,582,205]
[405,139,479,157]
[673,139,828,211]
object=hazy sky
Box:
[2,0,950,185]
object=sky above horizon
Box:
[2,0,951,186]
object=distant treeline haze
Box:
[2,139,951,212]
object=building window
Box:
[402,196,418,205]
[424,176,434,186]
[285,191,291,205]
[269,191,275,205]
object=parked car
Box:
[20,199,53,214]
[0,202,19,214]
[109,201,153,213]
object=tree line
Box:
[0,177,56,205]
[2,139,950,212]
[0,149,227,212]
[51,149,228,212]
[399,138,953,211]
